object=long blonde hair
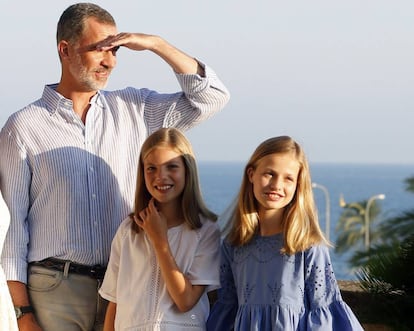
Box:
[224,136,328,255]
[132,128,216,232]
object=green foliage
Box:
[347,176,414,330]
[335,210,364,254]
[335,199,382,256]
[380,210,414,240]
[404,176,414,193]
[336,176,414,265]
[356,235,414,330]
[356,236,414,295]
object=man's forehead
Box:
[81,17,117,41]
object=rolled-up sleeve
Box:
[0,126,31,283]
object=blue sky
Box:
[1,0,413,164]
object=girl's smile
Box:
[248,152,299,212]
[155,184,174,191]
[263,190,284,201]
[143,147,186,205]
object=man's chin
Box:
[84,80,108,91]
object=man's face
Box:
[65,17,118,91]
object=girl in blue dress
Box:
[207,136,363,331]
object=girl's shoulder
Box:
[305,243,330,256]
[119,215,134,228]
[303,243,333,269]
[114,215,136,238]
[198,215,221,232]
[190,216,220,243]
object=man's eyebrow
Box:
[78,44,120,53]
[77,44,98,52]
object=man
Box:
[0,3,229,330]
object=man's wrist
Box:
[14,305,34,319]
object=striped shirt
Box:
[0,64,230,283]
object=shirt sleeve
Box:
[141,62,230,133]
[0,125,31,283]
[206,240,238,331]
[187,220,221,291]
[304,245,364,331]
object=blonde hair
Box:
[132,128,216,232]
[224,136,328,255]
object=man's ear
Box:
[58,40,69,58]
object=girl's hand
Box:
[136,199,168,247]
[135,199,206,312]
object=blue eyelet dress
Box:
[207,233,364,331]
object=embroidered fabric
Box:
[100,216,221,330]
[207,233,364,331]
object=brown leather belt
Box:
[30,258,106,280]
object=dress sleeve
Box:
[187,220,221,291]
[304,245,364,331]
[206,240,238,331]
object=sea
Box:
[197,162,414,280]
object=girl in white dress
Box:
[0,191,18,331]
[99,128,220,331]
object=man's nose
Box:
[102,50,117,68]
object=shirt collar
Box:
[42,84,104,116]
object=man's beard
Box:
[71,55,110,91]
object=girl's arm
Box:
[137,199,206,312]
[103,301,116,331]
[304,245,363,330]
[154,243,206,312]
[206,240,238,331]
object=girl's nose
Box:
[155,168,167,181]
[270,177,282,191]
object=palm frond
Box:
[356,235,414,295]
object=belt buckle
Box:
[89,265,105,280]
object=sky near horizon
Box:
[1,0,413,164]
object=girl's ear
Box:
[247,167,254,183]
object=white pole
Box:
[312,183,331,241]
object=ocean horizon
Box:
[197,161,414,280]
